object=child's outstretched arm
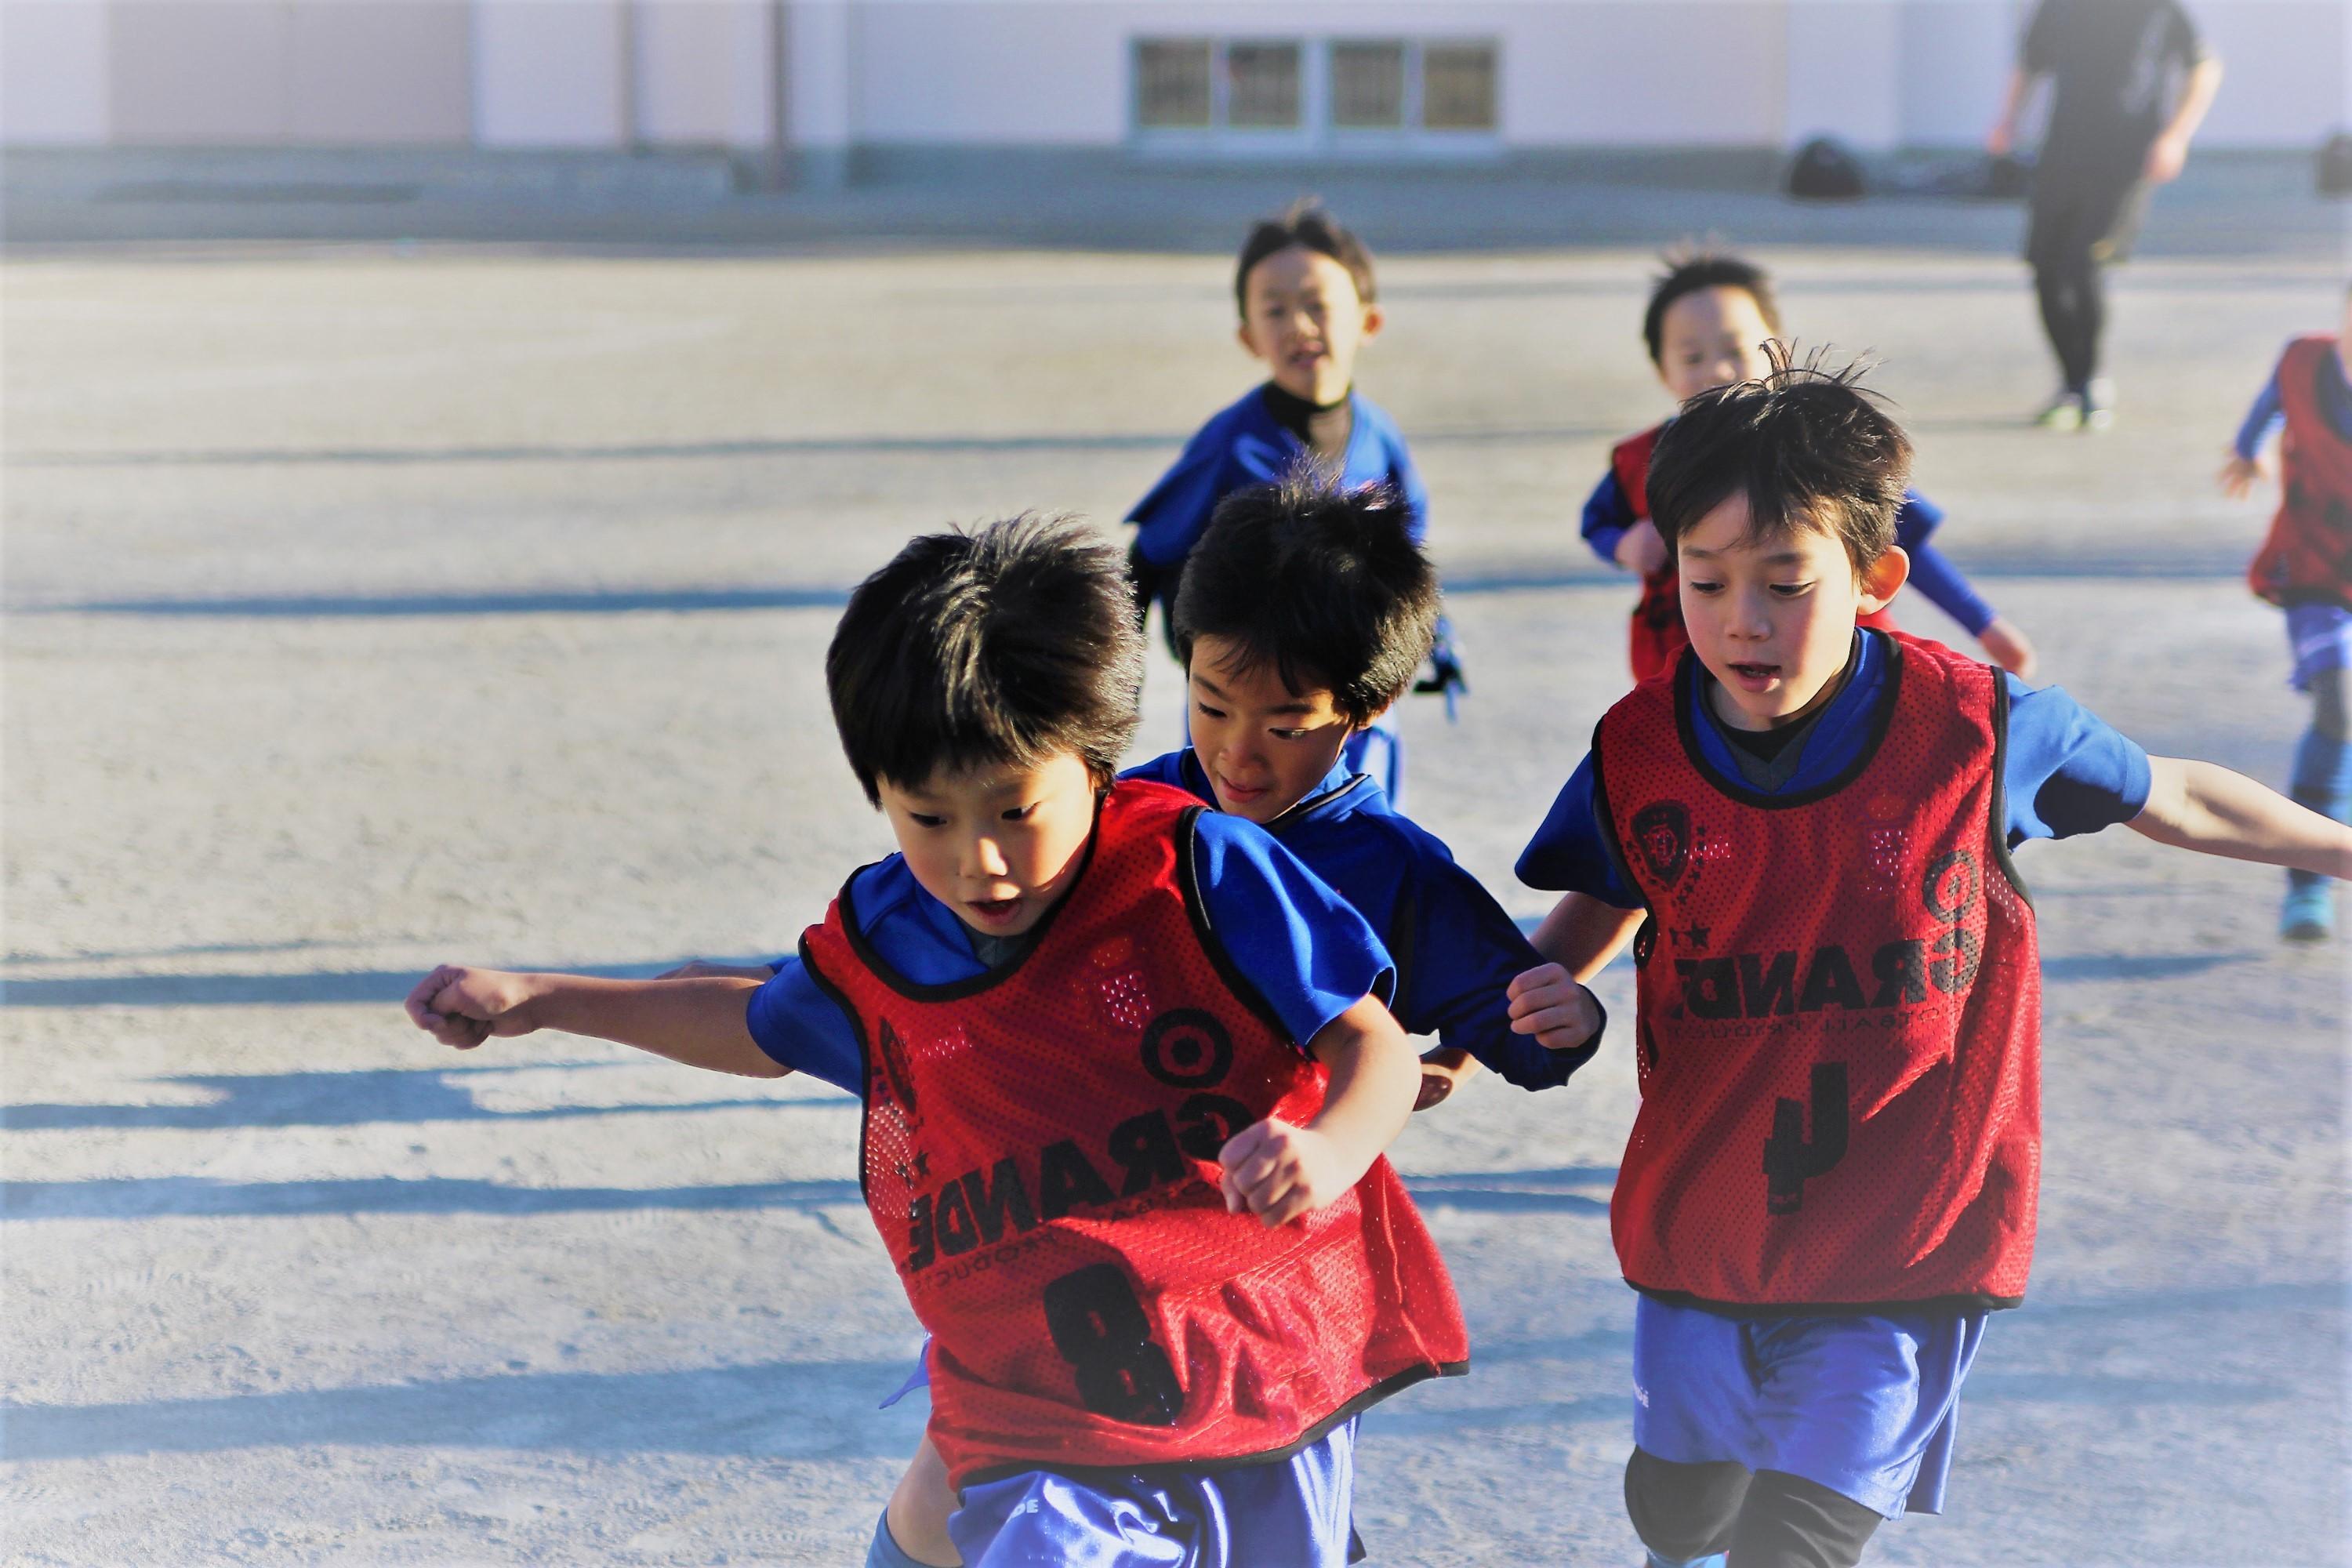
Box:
[1219,994,1418,1229]
[1527,891,1645,982]
[2219,366,2283,499]
[2130,758,2352,878]
[405,966,785,1078]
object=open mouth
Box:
[1728,662,1781,689]
[963,895,1024,927]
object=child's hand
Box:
[1414,1047,1479,1111]
[1218,1117,1361,1228]
[2217,452,2267,500]
[655,960,772,981]
[405,964,540,1050]
[1505,964,1601,1053]
[1976,618,2038,681]
[1613,519,1669,579]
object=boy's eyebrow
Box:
[1679,543,1811,566]
[1192,670,1318,714]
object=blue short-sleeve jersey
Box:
[1580,474,1997,637]
[746,804,1396,1094]
[1518,630,2154,908]
[1124,749,1593,1088]
[1130,386,1429,569]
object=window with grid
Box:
[1131,37,1497,140]
[1330,42,1406,129]
[1134,39,1212,129]
[1225,42,1302,129]
[1421,42,1498,131]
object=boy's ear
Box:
[1236,320,1264,359]
[1857,545,1911,615]
[1359,302,1385,342]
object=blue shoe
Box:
[2281,882,2334,943]
[1646,1555,1727,1568]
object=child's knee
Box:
[1624,1446,1746,1561]
[881,1439,961,1568]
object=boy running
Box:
[1517,351,2351,1566]
[871,473,1605,1566]
[406,518,1477,1568]
[2220,287,2352,940]
[1584,252,2038,684]
[1129,201,1464,801]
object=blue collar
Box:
[1685,630,1893,799]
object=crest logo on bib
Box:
[1632,801,1693,887]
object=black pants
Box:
[2025,167,2151,392]
[1625,1448,1884,1568]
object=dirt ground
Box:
[4,167,2347,1564]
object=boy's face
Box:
[877,751,1099,938]
[1676,493,1907,731]
[1237,246,1381,406]
[1187,635,1365,825]
[1655,285,1777,403]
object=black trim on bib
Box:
[956,1356,1470,1494]
[1985,673,2036,912]
[1628,1278,2024,1318]
[795,930,877,1201]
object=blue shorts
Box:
[1630,1295,1989,1519]
[946,1423,1359,1568]
[2285,601,2352,692]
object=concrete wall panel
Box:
[289,0,470,145]
[1788,0,1904,150]
[637,0,773,147]
[1,0,110,144]
[1501,2,1786,146]
[108,0,289,143]
[1898,0,2026,147]
[474,0,625,147]
[2195,1,2344,147]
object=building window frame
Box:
[1131,35,1501,159]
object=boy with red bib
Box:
[1516,352,2352,1566]
[405,518,1475,1568]
[1584,253,2038,684]
[2220,287,2352,940]
[869,474,1606,1566]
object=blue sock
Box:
[866,1509,929,1568]
[2288,724,2352,891]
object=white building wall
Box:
[1,0,2340,153]
[634,0,775,148]
[473,0,626,148]
[0,0,110,145]
[2193,0,2346,149]
[789,0,857,154]
[1900,0,2031,147]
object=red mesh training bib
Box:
[1595,634,2041,1312]
[800,781,1468,1490]
[2249,335,2352,610]
[1613,425,1896,684]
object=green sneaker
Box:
[2281,882,2334,942]
[2033,389,2083,430]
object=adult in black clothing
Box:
[1987,0,2221,430]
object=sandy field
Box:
[4,167,2347,1564]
